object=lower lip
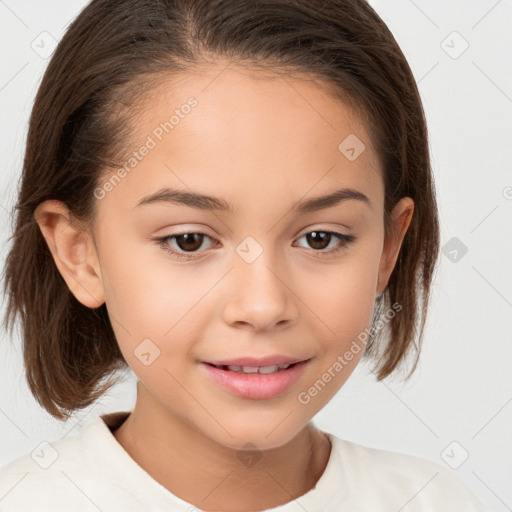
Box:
[201,360,310,400]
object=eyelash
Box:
[153,230,356,261]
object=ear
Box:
[34,200,105,309]
[376,197,414,295]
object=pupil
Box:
[307,231,330,250]
[177,233,203,251]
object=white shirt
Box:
[0,411,486,511]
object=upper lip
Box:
[204,355,310,367]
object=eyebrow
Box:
[134,186,371,214]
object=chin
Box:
[205,417,309,452]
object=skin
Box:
[34,62,413,511]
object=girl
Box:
[0,0,487,510]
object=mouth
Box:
[204,361,303,374]
[201,359,311,400]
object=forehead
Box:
[142,63,375,147]
[98,63,383,215]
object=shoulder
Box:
[0,412,134,512]
[0,426,95,511]
[0,428,85,474]
[325,433,487,511]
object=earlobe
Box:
[34,200,105,309]
[376,197,414,295]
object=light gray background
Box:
[1,1,511,510]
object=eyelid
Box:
[295,223,352,237]
[152,231,217,261]
[153,225,356,261]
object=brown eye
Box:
[305,231,332,250]
[174,233,205,252]
[154,232,217,259]
[295,230,356,256]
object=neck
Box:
[112,385,332,511]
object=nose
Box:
[221,244,298,332]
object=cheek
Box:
[306,276,375,359]
[99,237,217,373]
[99,231,188,328]
[295,250,381,394]
[306,242,381,333]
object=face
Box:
[38,62,413,451]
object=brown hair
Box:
[2,0,439,420]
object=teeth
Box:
[223,363,292,374]
[259,365,279,374]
